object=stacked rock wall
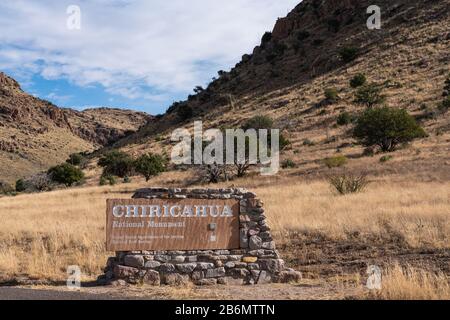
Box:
[100,188,301,286]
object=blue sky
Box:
[0,0,299,114]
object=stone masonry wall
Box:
[99,188,301,286]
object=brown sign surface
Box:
[106,198,240,251]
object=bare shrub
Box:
[199,164,231,184]
[27,173,54,192]
[328,173,369,195]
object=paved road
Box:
[0,287,136,300]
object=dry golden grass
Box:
[0,174,448,287]
[370,264,450,300]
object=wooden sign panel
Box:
[106,198,240,251]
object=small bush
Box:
[337,112,353,126]
[123,176,131,183]
[28,173,53,192]
[282,159,296,169]
[177,105,194,121]
[380,155,393,163]
[201,164,230,184]
[324,88,339,103]
[48,163,84,187]
[324,155,348,168]
[303,139,315,146]
[100,175,117,186]
[329,174,369,195]
[0,181,14,195]
[339,47,359,63]
[350,73,367,88]
[362,147,375,157]
[279,134,292,150]
[353,107,426,152]
[438,96,450,113]
[443,73,450,96]
[98,150,134,178]
[243,115,274,130]
[354,83,386,108]
[15,179,27,192]
[66,153,84,166]
[134,153,167,182]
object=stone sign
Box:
[99,188,301,286]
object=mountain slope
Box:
[111,0,449,181]
[0,72,152,183]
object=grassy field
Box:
[0,173,448,299]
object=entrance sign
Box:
[106,198,240,251]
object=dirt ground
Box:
[9,282,365,300]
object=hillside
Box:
[111,0,450,182]
[0,72,152,183]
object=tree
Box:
[353,107,426,152]
[15,179,27,192]
[134,153,167,181]
[339,47,358,63]
[48,163,84,187]
[337,112,353,126]
[98,150,134,178]
[193,86,204,94]
[66,153,84,166]
[350,73,367,88]
[177,105,194,121]
[354,83,386,108]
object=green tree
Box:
[15,179,27,192]
[48,163,84,187]
[350,73,367,88]
[134,153,167,181]
[354,83,386,108]
[66,153,84,166]
[98,150,134,178]
[339,47,358,63]
[353,107,426,152]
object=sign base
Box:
[98,188,301,286]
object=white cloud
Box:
[0,0,299,103]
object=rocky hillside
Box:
[0,72,152,183]
[112,0,449,182]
